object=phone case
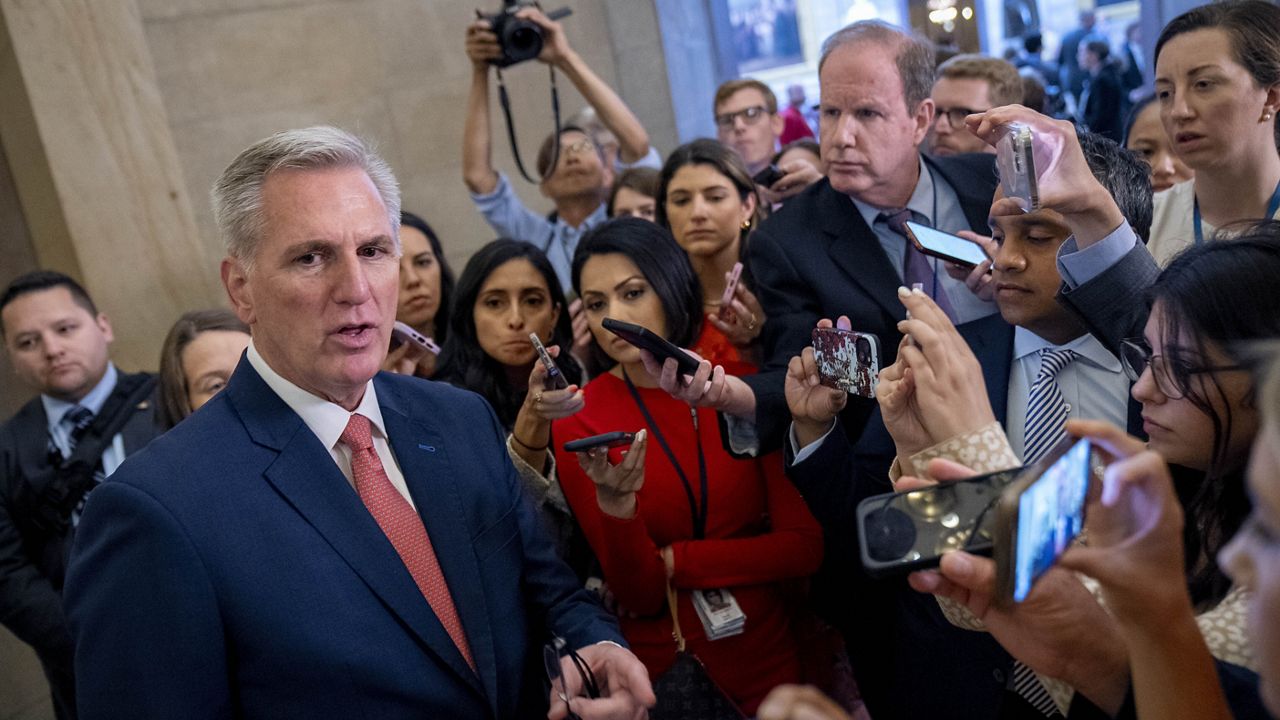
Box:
[602,318,701,376]
[811,328,881,398]
[391,321,441,355]
[529,333,569,390]
[996,124,1042,212]
[718,262,744,322]
[563,431,634,453]
[856,468,1022,578]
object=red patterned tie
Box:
[340,413,475,670]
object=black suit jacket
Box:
[1080,65,1126,143]
[744,152,999,451]
[0,371,160,715]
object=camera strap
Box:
[495,64,561,185]
[621,369,708,539]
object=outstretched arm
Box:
[462,18,499,195]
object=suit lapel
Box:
[378,380,501,716]
[927,154,998,234]
[226,360,487,702]
[817,182,906,322]
[958,315,1014,428]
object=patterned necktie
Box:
[49,406,105,523]
[1023,348,1078,465]
[1011,348,1077,718]
[880,209,958,321]
[339,413,475,671]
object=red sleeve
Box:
[668,452,824,589]
[553,421,669,616]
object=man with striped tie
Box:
[0,271,161,720]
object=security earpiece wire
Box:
[495,63,561,184]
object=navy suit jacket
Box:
[744,153,999,452]
[64,359,622,719]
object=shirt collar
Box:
[851,154,934,228]
[1013,327,1121,372]
[553,203,608,232]
[246,341,390,452]
[42,363,118,430]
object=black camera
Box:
[483,0,573,68]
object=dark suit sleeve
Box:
[0,429,74,671]
[64,481,232,720]
[1058,241,1160,357]
[1067,659,1266,720]
[741,222,825,452]
[478,399,625,652]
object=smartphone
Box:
[529,333,569,390]
[904,221,990,268]
[717,262,744,323]
[856,467,1024,578]
[811,328,881,398]
[391,321,441,355]
[601,318,702,377]
[563,431,635,454]
[994,438,1096,604]
[752,164,786,188]
[996,124,1041,212]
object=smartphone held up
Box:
[811,327,880,398]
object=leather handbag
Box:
[650,585,745,720]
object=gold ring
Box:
[534,392,543,405]
[747,313,758,331]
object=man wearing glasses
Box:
[927,54,1024,157]
[714,79,822,204]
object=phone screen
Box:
[905,221,990,266]
[1012,439,1092,601]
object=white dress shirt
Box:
[247,342,417,510]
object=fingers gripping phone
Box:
[994,438,1096,604]
[563,431,635,454]
[996,124,1042,212]
[752,164,786,188]
[530,333,569,390]
[811,328,880,398]
[391,321,442,355]
[904,221,990,268]
[717,262,744,323]
[601,318,702,377]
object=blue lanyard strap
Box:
[1193,179,1280,245]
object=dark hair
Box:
[607,167,660,217]
[399,210,455,345]
[435,239,581,429]
[536,124,602,179]
[1075,132,1153,242]
[1019,70,1048,114]
[0,271,97,336]
[655,139,763,244]
[571,217,703,373]
[1083,38,1111,63]
[714,78,779,115]
[157,309,250,430]
[1154,0,1280,149]
[772,138,821,167]
[1122,94,1159,147]
[1023,33,1043,55]
[1150,222,1280,608]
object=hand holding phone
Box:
[602,318,701,377]
[717,262,744,323]
[904,221,991,268]
[391,321,442,355]
[530,333,569,390]
[811,327,880,398]
[563,431,635,453]
[752,164,786,188]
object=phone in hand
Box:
[811,328,880,398]
[996,124,1042,212]
[717,262,744,323]
[529,333,569,391]
[563,431,635,454]
[602,318,702,377]
[904,221,990,268]
[993,438,1095,604]
[752,164,786,188]
[856,467,1024,577]
[391,321,441,355]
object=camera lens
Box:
[865,506,917,562]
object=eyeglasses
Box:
[543,637,598,720]
[934,106,982,128]
[561,139,597,156]
[715,105,771,130]
[1119,338,1245,400]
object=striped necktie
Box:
[48,406,105,523]
[1010,347,1078,717]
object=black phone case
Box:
[752,164,785,187]
[563,431,634,453]
[857,468,1022,578]
[601,318,701,376]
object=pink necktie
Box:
[340,413,475,670]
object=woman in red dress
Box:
[553,217,823,714]
[656,139,769,370]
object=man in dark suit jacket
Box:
[1077,40,1126,143]
[0,271,161,720]
[63,127,652,720]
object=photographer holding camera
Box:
[463,3,659,294]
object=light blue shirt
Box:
[849,156,998,325]
[1055,222,1138,289]
[41,363,126,476]
[470,148,662,294]
[1006,328,1130,460]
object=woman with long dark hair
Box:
[385,210,455,378]
[656,139,767,368]
[553,217,823,715]
[1124,94,1193,194]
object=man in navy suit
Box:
[63,126,653,720]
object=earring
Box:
[741,219,752,230]
[1264,110,1275,121]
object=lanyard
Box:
[621,370,709,539]
[1193,180,1280,245]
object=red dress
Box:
[552,372,823,714]
[690,321,755,376]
